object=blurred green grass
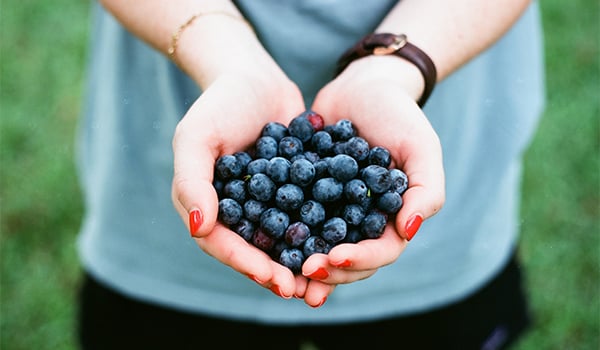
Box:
[1,0,598,349]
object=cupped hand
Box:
[297,55,446,306]
[171,68,308,300]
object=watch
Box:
[334,33,437,107]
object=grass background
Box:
[1,0,598,349]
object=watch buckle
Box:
[373,34,408,55]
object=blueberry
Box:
[233,151,253,171]
[247,173,276,202]
[255,136,278,160]
[288,113,315,143]
[259,207,290,239]
[389,168,409,195]
[303,235,332,257]
[344,178,369,204]
[342,227,363,244]
[312,177,343,203]
[361,165,392,194]
[223,179,246,204]
[344,136,370,162]
[213,178,224,198]
[368,146,392,168]
[377,190,403,214]
[328,154,359,183]
[271,240,290,260]
[321,217,347,244]
[302,109,325,131]
[311,130,334,156]
[246,158,269,175]
[290,158,315,187]
[275,183,304,211]
[279,248,305,273]
[303,151,320,164]
[299,200,326,227]
[262,121,288,142]
[342,204,366,226]
[215,155,243,180]
[266,157,291,184]
[284,222,311,247]
[330,119,356,141]
[243,199,268,222]
[332,141,347,155]
[218,198,243,225]
[313,158,330,179]
[278,136,304,159]
[361,211,388,239]
[252,227,277,252]
[230,218,255,241]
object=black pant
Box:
[78,254,531,350]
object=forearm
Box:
[377,0,532,81]
[98,0,279,89]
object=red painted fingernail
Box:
[333,259,353,268]
[405,214,423,241]
[311,296,327,308]
[269,284,291,299]
[246,274,265,285]
[189,209,203,236]
[305,267,329,280]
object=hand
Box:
[171,67,309,300]
[298,55,446,305]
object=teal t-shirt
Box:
[77,1,545,323]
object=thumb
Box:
[171,126,220,238]
[394,135,446,242]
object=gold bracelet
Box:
[167,11,253,61]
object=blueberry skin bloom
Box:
[255,136,278,160]
[344,178,369,204]
[215,154,243,180]
[311,130,334,156]
[247,173,276,202]
[344,136,370,162]
[288,114,315,143]
[361,165,393,194]
[275,183,304,212]
[342,204,366,226]
[218,198,243,226]
[278,136,304,159]
[290,158,315,187]
[223,179,246,204]
[368,146,392,168]
[279,248,305,274]
[299,200,326,227]
[243,199,268,222]
[321,217,347,244]
[303,235,332,257]
[377,191,403,214]
[260,208,290,239]
[267,157,291,184]
[284,221,311,247]
[361,211,388,239]
[312,177,343,203]
[328,154,359,183]
[261,121,288,142]
[230,218,255,241]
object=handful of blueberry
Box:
[214,110,408,274]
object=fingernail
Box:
[189,209,203,237]
[333,259,352,268]
[269,284,291,299]
[405,214,423,241]
[304,267,329,280]
[246,274,265,285]
[311,296,327,308]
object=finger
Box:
[301,227,404,284]
[195,223,296,298]
[171,122,220,238]
[303,280,336,308]
[393,126,445,241]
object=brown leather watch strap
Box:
[334,33,437,107]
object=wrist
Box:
[336,54,426,104]
[172,13,276,90]
[334,33,436,107]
